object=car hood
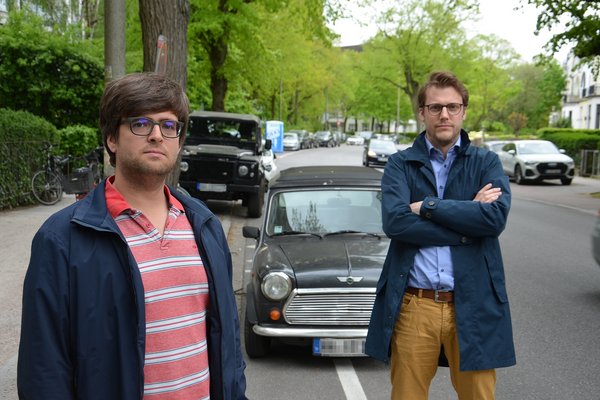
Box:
[182,144,255,158]
[517,153,573,163]
[275,238,389,288]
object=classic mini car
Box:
[363,138,398,167]
[179,111,271,218]
[242,165,389,358]
[498,140,575,185]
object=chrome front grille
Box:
[283,288,376,326]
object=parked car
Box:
[315,130,335,147]
[357,131,373,141]
[261,148,279,183]
[290,129,316,149]
[593,209,600,267]
[346,134,365,146]
[179,111,270,218]
[498,140,575,185]
[481,140,510,153]
[283,132,301,151]
[242,165,389,358]
[363,138,398,167]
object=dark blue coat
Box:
[18,181,247,399]
[365,131,516,371]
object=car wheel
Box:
[514,165,525,185]
[561,177,573,185]
[247,186,265,218]
[244,313,270,358]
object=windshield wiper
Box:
[271,230,323,239]
[323,230,381,239]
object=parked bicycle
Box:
[31,143,103,205]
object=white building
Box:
[561,54,600,129]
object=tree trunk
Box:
[139,0,190,187]
[139,0,189,89]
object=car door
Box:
[498,142,517,176]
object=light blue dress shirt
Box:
[408,136,461,291]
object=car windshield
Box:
[315,131,330,138]
[186,117,257,149]
[266,189,383,236]
[517,141,560,155]
[370,140,397,152]
[284,133,298,140]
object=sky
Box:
[330,0,570,63]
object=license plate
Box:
[312,338,366,357]
[545,169,560,174]
[377,157,387,162]
[196,183,227,192]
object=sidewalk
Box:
[510,175,600,215]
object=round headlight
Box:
[238,165,249,177]
[180,161,189,172]
[261,272,292,301]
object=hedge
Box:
[0,108,57,209]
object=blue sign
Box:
[265,120,284,153]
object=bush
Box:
[0,11,104,129]
[537,128,600,165]
[0,108,57,209]
[56,125,100,158]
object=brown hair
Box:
[417,71,469,108]
[99,72,190,167]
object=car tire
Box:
[561,177,573,185]
[515,165,525,185]
[247,186,265,218]
[244,313,270,358]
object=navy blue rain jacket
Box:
[18,181,247,399]
[365,131,516,371]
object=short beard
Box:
[118,157,176,184]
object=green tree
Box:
[354,0,479,130]
[524,0,600,60]
[507,60,566,129]
[0,11,104,129]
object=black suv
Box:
[179,111,271,218]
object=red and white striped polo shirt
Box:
[106,178,210,399]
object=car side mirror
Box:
[559,149,566,154]
[265,139,272,151]
[508,149,516,156]
[243,226,260,239]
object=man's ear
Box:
[106,133,118,153]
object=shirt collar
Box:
[425,135,461,158]
[105,176,184,218]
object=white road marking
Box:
[334,358,368,400]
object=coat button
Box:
[425,212,432,219]
[461,236,468,243]
[428,200,435,206]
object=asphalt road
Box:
[2,145,600,399]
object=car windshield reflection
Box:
[266,189,383,236]
[517,142,560,154]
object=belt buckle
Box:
[434,290,448,303]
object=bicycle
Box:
[31,143,103,205]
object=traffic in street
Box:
[1,144,600,399]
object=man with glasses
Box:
[18,72,248,399]
[366,71,515,399]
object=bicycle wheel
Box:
[31,170,63,205]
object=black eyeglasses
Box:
[121,117,183,138]
[423,103,464,116]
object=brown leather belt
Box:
[405,287,454,303]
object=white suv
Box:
[498,140,575,185]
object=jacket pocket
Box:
[485,255,508,303]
